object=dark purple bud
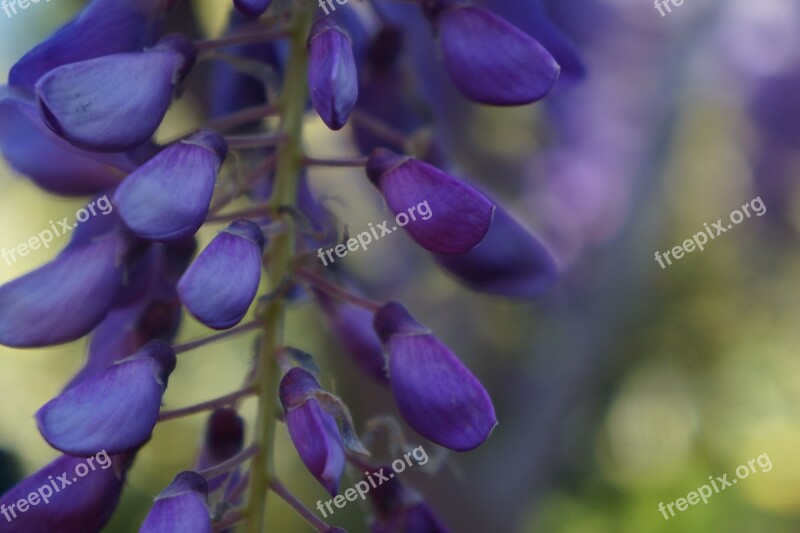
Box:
[140,471,211,533]
[0,236,126,347]
[433,5,560,105]
[0,452,133,533]
[374,302,496,451]
[0,96,130,196]
[35,35,196,152]
[36,341,176,456]
[114,130,227,242]
[308,18,358,130]
[367,465,450,533]
[233,0,272,18]
[313,289,388,384]
[279,368,345,496]
[177,220,264,329]
[8,0,167,90]
[434,201,558,298]
[366,148,494,255]
[196,408,245,493]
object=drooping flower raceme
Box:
[0,0,572,530]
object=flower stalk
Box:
[245,3,314,532]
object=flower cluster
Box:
[0,0,576,531]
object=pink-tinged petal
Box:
[374,302,496,451]
[36,341,176,456]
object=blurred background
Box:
[1,0,800,531]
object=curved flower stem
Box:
[294,267,383,313]
[199,445,260,480]
[172,320,261,354]
[205,204,274,225]
[225,133,287,149]
[195,29,290,53]
[209,156,277,215]
[351,110,410,148]
[246,5,315,533]
[206,103,280,133]
[213,508,246,533]
[304,155,369,168]
[269,479,331,532]
[158,386,256,422]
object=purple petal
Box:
[0,236,126,348]
[35,36,195,152]
[434,201,558,298]
[279,368,345,496]
[366,148,494,254]
[0,97,129,196]
[436,6,560,105]
[367,464,451,533]
[308,18,358,130]
[177,220,264,329]
[36,341,176,456]
[8,0,166,90]
[314,289,388,383]
[374,302,496,451]
[0,452,133,533]
[114,130,227,242]
[140,472,211,533]
[233,0,272,17]
[196,408,244,493]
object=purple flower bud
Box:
[374,302,496,451]
[114,130,227,242]
[233,0,272,18]
[196,408,244,493]
[432,5,560,105]
[8,0,167,90]
[0,235,126,348]
[0,96,130,196]
[434,201,558,298]
[177,220,264,329]
[366,148,494,255]
[279,368,345,496]
[313,289,388,384]
[140,471,211,533]
[308,18,358,130]
[366,465,450,533]
[36,341,176,456]
[0,452,133,532]
[35,35,196,152]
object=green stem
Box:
[245,4,313,533]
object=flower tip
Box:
[373,301,430,343]
[134,339,178,382]
[224,218,266,250]
[279,367,321,409]
[182,128,228,162]
[158,471,209,499]
[234,0,272,18]
[365,148,407,187]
